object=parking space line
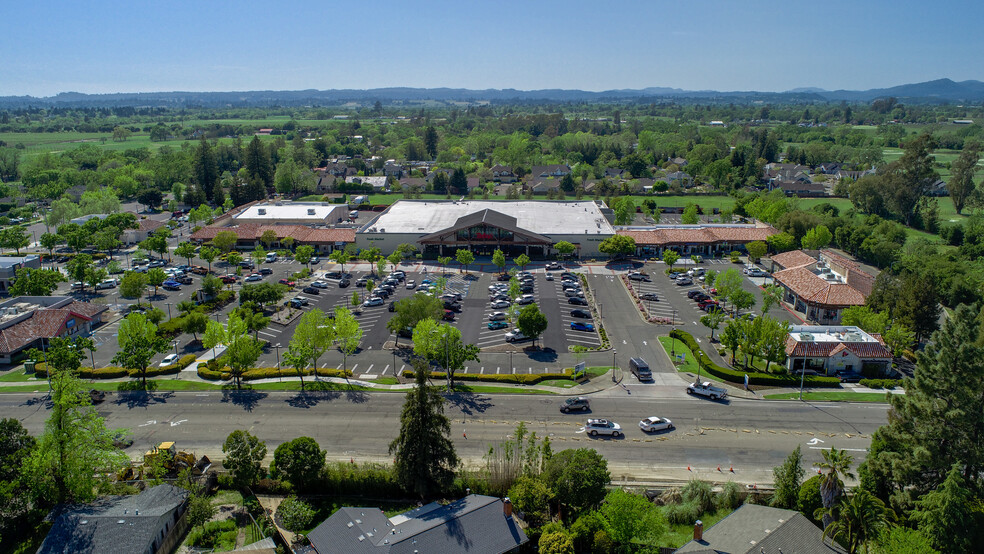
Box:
[351,363,358,372]
[496,366,500,374]
[366,364,374,373]
[381,364,388,375]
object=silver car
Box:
[585,419,622,437]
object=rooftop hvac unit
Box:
[801,333,814,341]
[307,208,316,215]
[257,208,266,215]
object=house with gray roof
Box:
[307,494,527,554]
[37,484,190,554]
[675,504,845,554]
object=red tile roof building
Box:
[190,223,356,253]
[0,297,108,363]
[770,250,875,324]
[616,222,777,257]
[784,325,892,374]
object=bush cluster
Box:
[400,369,573,385]
[669,329,841,388]
[196,364,351,381]
[33,353,197,380]
[859,378,899,389]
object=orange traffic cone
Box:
[687,465,691,471]
[729,465,734,473]
[717,465,721,472]
[463,430,467,439]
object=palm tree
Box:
[815,448,855,529]
[822,489,890,554]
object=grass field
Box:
[764,391,891,402]
[660,506,733,548]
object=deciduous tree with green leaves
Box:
[222,430,266,490]
[113,312,169,389]
[198,245,219,272]
[412,319,479,390]
[10,267,65,296]
[746,240,767,263]
[662,249,679,270]
[772,445,804,509]
[517,303,548,348]
[455,248,474,273]
[119,271,147,305]
[284,309,334,390]
[146,267,167,298]
[333,307,362,373]
[681,203,699,224]
[272,437,325,492]
[175,242,197,266]
[492,248,506,274]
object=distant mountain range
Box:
[2,78,983,108]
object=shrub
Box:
[663,500,702,525]
[717,481,745,510]
[188,520,237,549]
[797,475,823,523]
[682,478,715,514]
[277,496,315,533]
[669,329,841,388]
[196,365,351,381]
[319,461,402,497]
[859,378,898,389]
[400,369,573,385]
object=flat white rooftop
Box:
[235,203,346,221]
[788,325,878,343]
[362,200,614,235]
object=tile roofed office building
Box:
[785,325,893,374]
[37,484,190,554]
[357,200,616,257]
[617,223,777,257]
[676,504,845,553]
[0,296,107,364]
[233,202,350,225]
[770,249,875,324]
[307,494,527,554]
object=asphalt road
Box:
[0,390,886,484]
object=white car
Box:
[585,419,622,437]
[311,280,328,288]
[489,311,507,321]
[490,299,511,308]
[244,274,262,282]
[95,279,118,290]
[159,354,179,367]
[362,297,384,307]
[505,329,527,342]
[406,280,416,289]
[638,417,674,432]
[516,294,535,305]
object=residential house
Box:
[664,171,693,188]
[529,164,571,179]
[398,177,427,193]
[675,504,846,554]
[774,181,828,197]
[490,164,516,183]
[604,167,625,179]
[346,176,389,192]
[123,218,168,246]
[785,325,893,376]
[0,255,40,294]
[770,249,875,324]
[527,178,562,195]
[669,156,688,167]
[383,161,403,179]
[467,177,483,192]
[817,162,843,174]
[836,168,876,182]
[255,128,273,135]
[37,484,190,554]
[307,494,528,554]
[928,179,948,196]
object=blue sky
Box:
[2,0,982,96]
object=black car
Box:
[687,290,702,299]
[520,285,534,293]
[443,301,462,312]
[373,288,390,299]
[836,371,863,383]
[338,278,350,288]
[497,273,511,281]
[640,293,659,301]
[388,301,396,312]
[561,272,577,279]
[464,273,479,280]
[571,309,592,318]
[302,286,320,295]
[259,268,273,275]
[568,297,588,305]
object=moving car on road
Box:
[560,397,589,413]
[638,417,674,432]
[687,381,728,400]
[585,419,622,437]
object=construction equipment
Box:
[142,442,212,477]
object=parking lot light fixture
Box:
[274,343,281,378]
[165,302,172,319]
[612,349,617,382]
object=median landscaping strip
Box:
[764,391,891,403]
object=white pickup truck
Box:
[687,381,728,400]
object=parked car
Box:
[162,281,181,291]
[629,357,653,380]
[490,299,511,308]
[175,275,193,285]
[239,260,254,270]
[570,321,595,332]
[245,274,262,282]
[836,370,863,383]
[628,271,650,281]
[489,311,507,321]
[309,256,320,264]
[338,278,350,288]
[159,354,179,368]
[560,396,590,413]
[388,301,396,312]
[302,286,320,295]
[570,309,592,318]
[497,273,511,281]
[504,329,528,342]
[568,297,588,305]
[355,277,368,287]
[221,275,239,284]
[545,274,554,281]
[405,280,416,289]
[95,279,117,290]
[488,321,508,330]
[311,280,328,288]
[638,417,674,432]
[279,279,296,287]
[258,267,273,275]
[442,310,456,321]
[546,262,562,270]
[362,297,384,307]
[676,277,693,286]
[147,260,166,268]
[640,293,659,301]
[287,298,306,309]
[265,253,277,263]
[747,268,769,278]
[585,419,622,437]
[373,289,390,299]
[564,289,585,298]
[516,294,536,305]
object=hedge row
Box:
[860,378,900,389]
[400,369,574,385]
[32,353,197,379]
[196,364,352,381]
[669,329,841,388]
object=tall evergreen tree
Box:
[910,465,980,553]
[865,305,984,504]
[389,359,459,498]
[423,126,439,159]
[245,136,273,188]
[948,141,981,214]
[192,137,219,202]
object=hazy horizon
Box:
[4,0,982,97]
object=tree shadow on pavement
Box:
[220,387,268,412]
[284,387,342,409]
[114,390,174,409]
[443,392,494,415]
[525,347,558,364]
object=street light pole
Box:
[165,303,172,319]
[799,365,806,401]
[612,349,617,382]
[275,344,281,382]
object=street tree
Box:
[222,430,266,490]
[598,234,635,260]
[139,232,168,261]
[239,282,287,308]
[146,267,167,298]
[699,311,725,341]
[730,288,756,317]
[234,306,270,340]
[0,227,29,255]
[184,311,208,342]
[389,359,459,498]
[328,249,351,273]
[113,313,169,389]
[284,309,334,390]
[517,304,548,348]
[492,248,506,274]
[251,245,266,267]
[260,229,277,250]
[553,241,576,263]
[39,232,61,259]
[720,319,744,364]
[119,271,147,305]
[10,267,65,296]
[212,230,238,253]
[759,316,791,373]
[514,253,531,272]
[387,294,443,345]
[225,252,243,268]
[662,249,679,270]
[772,445,804,509]
[746,240,767,263]
[198,245,219,272]
[224,310,263,389]
[412,319,479,390]
[21,338,128,505]
[333,307,362,373]
[436,255,452,275]
[84,266,108,294]
[65,253,93,292]
[272,437,325,492]
[294,244,315,267]
[714,268,744,311]
[455,248,474,273]
[761,284,783,315]
[174,242,196,266]
[542,448,611,519]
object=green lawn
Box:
[538,379,578,388]
[453,384,554,395]
[660,506,733,548]
[0,368,39,382]
[655,336,729,384]
[764,391,891,402]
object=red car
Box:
[220,275,237,284]
[698,300,719,310]
[442,310,456,321]
[279,279,296,287]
